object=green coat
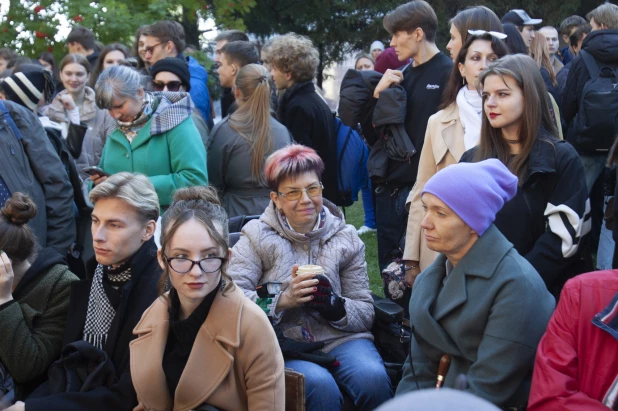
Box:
[396,225,555,408]
[99,94,208,207]
[0,250,78,400]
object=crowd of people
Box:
[0,1,616,410]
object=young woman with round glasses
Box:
[129,186,284,410]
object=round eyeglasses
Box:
[164,255,226,274]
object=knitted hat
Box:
[370,40,385,52]
[1,64,54,111]
[421,159,518,236]
[374,48,411,74]
[149,57,191,91]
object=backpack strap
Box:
[0,100,23,141]
[580,49,601,79]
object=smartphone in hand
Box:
[82,166,111,178]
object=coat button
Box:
[126,153,130,158]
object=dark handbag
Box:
[47,341,116,394]
[66,123,88,159]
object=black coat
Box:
[561,29,618,128]
[276,81,338,203]
[461,131,589,297]
[25,239,161,411]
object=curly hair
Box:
[262,33,319,83]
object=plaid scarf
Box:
[115,93,155,143]
[83,263,132,349]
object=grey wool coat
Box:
[396,225,555,408]
[207,115,292,218]
[229,200,374,352]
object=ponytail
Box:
[228,64,273,183]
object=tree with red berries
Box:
[0,0,254,60]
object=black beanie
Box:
[150,57,191,91]
[1,64,55,111]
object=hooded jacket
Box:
[98,92,208,207]
[0,249,78,400]
[44,87,117,179]
[186,55,213,130]
[561,29,618,131]
[529,271,618,410]
[0,101,76,254]
[228,199,374,353]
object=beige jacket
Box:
[403,104,466,269]
[130,285,285,411]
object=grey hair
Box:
[94,65,143,110]
[89,172,160,222]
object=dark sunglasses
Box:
[153,80,183,92]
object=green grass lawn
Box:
[342,199,384,297]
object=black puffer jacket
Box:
[561,29,618,129]
[461,131,589,297]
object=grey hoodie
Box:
[229,199,374,352]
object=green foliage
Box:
[0,0,255,59]
[244,0,400,86]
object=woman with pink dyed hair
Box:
[228,144,393,410]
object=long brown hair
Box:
[440,33,509,110]
[228,64,273,183]
[529,34,557,87]
[157,186,234,296]
[449,6,503,47]
[474,54,556,183]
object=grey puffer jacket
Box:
[229,199,374,353]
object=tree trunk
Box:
[180,6,202,48]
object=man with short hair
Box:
[142,20,213,129]
[539,26,564,75]
[65,26,99,67]
[373,0,453,273]
[214,30,250,117]
[559,15,588,65]
[13,172,162,411]
[217,41,259,89]
[501,9,542,48]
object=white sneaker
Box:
[357,225,377,235]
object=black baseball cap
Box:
[501,9,542,26]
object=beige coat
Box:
[403,104,466,269]
[130,285,285,411]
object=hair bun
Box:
[1,193,37,226]
[173,186,222,207]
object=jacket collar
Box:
[411,225,514,355]
[524,130,559,183]
[131,285,244,410]
[592,291,618,341]
[260,198,345,244]
[439,104,459,123]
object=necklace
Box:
[505,139,521,145]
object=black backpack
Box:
[568,50,618,152]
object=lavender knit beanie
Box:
[421,159,518,236]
